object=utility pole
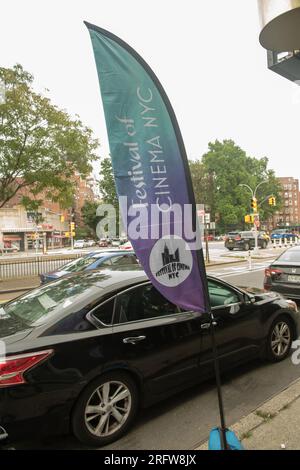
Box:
[70,208,75,250]
[239,182,267,255]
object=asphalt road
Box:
[14,266,300,450]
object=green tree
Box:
[99,157,120,236]
[99,157,118,207]
[190,140,281,232]
[189,160,211,205]
[0,64,99,208]
[74,226,90,240]
[81,200,101,237]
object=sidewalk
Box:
[0,276,40,293]
[197,378,300,450]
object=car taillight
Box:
[0,350,53,388]
[235,235,241,241]
[265,268,282,277]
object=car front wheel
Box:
[72,372,139,447]
[244,243,250,251]
[266,317,293,362]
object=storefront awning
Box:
[3,236,22,241]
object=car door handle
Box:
[123,336,146,345]
[201,322,217,330]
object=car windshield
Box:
[241,232,254,237]
[0,275,104,328]
[277,250,300,262]
[58,255,104,273]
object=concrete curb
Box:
[196,378,300,450]
[0,286,38,294]
[205,259,245,268]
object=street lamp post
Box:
[239,182,267,255]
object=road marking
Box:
[221,267,266,278]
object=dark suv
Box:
[225,231,268,251]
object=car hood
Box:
[238,285,283,301]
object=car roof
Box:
[59,266,148,295]
[47,265,233,299]
[279,245,300,252]
[90,250,135,259]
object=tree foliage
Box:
[81,200,101,237]
[0,64,99,208]
[189,140,282,232]
[99,157,118,208]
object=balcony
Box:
[267,50,300,82]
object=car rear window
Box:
[0,277,104,328]
[61,256,105,273]
[277,250,300,262]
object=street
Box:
[12,260,300,450]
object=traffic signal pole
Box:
[240,182,267,254]
[253,218,259,255]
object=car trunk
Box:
[271,261,300,284]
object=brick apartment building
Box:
[0,173,98,252]
[72,173,98,227]
[269,177,300,230]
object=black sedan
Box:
[264,246,300,300]
[0,267,299,447]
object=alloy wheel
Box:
[271,321,291,358]
[84,380,132,437]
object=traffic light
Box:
[60,215,65,223]
[250,197,258,213]
[268,197,276,206]
[70,222,75,231]
[245,215,254,223]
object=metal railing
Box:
[0,254,82,280]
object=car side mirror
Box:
[229,304,241,315]
[244,294,255,305]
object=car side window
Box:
[110,255,135,266]
[91,298,115,325]
[98,258,112,267]
[115,284,180,324]
[208,280,240,308]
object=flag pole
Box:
[209,310,228,449]
[196,247,228,450]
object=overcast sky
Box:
[1,0,299,180]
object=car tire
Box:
[244,243,250,251]
[266,316,293,363]
[72,372,139,447]
[262,241,267,249]
[227,247,234,251]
